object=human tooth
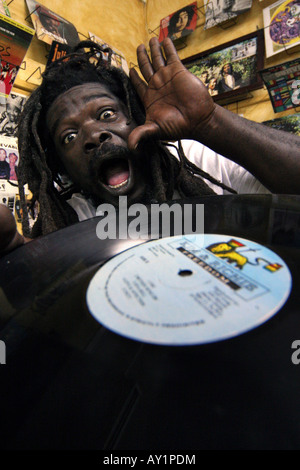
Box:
[108,179,128,189]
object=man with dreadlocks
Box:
[1,37,300,255]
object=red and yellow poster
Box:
[0,13,34,97]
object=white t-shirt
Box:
[67,140,270,221]
[168,140,269,196]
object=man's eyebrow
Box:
[49,92,113,136]
[82,92,112,104]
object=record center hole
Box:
[178,269,193,277]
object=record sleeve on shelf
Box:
[0,92,27,137]
[88,33,129,75]
[26,0,79,47]
[46,40,73,67]
[158,2,198,42]
[263,0,300,58]
[0,14,34,98]
[204,0,252,30]
[259,58,300,113]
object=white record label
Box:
[86,234,292,345]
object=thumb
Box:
[127,122,161,152]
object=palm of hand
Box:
[142,62,215,141]
[128,38,216,149]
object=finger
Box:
[149,37,165,72]
[127,122,160,152]
[129,67,148,102]
[136,44,154,83]
[161,37,181,65]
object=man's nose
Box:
[84,129,112,153]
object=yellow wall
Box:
[9,0,147,94]
[8,0,300,124]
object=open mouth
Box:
[99,157,130,191]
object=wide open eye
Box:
[99,109,116,120]
[63,132,77,145]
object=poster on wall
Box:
[0,92,27,137]
[0,134,18,182]
[0,134,37,230]
[88,33,129,75]
[182,30,264,105]
[259,58,300,113]
[158,2,198,42]
[263,0,300,58]
[26,0,79,47]
[0,14,35,98]
[204,0,253,30]
[262,113,300,134]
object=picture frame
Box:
[182,30,265,105]
[259,58,300,113]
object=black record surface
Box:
[0,194,300,450]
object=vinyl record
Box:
[86,233,292,345]
[0,194,300,450]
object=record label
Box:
[86,234,292,345]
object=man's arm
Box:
[195,105,300,194]
[128,37,300,194]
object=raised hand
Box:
[128,37,216,151]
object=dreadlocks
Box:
[17,40,235,238]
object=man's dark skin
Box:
[1,37,300,255]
